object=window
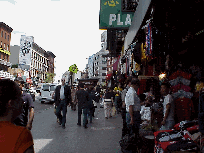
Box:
[102,61,107,64]
[102,73,106,76]
[8,35,9,41]
[4,44,6,49]
[102,67,106,70]
[5,33,6,39]
[7,45,9,51]
[0,41,2,48]
[1,31,3,37]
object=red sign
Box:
[26,78,32,84]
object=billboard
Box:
[99,0,135,29]
[19,35,34,70]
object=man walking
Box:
[125,78,141,152]
[54,78,71,129]
[13,79,35,131]
[75,83,89,129]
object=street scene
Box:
[1,0,204,153]
[32,96,123,153]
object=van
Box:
[39,83,57,103]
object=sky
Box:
[0,0,105,81]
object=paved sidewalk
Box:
[31,103,123,153]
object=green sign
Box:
[99,0,135,29]
[69,64,78,73]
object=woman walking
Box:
[104,87,115,119]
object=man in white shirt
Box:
[160,82,175,130]
[125,78,141,138]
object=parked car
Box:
[39,83,57,104]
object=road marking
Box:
[34,139,53,153]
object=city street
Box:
[31,98,123,153]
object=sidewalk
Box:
[31,103,123,153]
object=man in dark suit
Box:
[75,83,89,128]
[54,78,71,129]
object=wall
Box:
[10,45,20,65]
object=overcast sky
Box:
[1,0,105,81]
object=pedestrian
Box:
[125,78,141,152]
[160,82,175,130]
[95,83,101,103]
[121,77,132,138]
[54,78,71,129]
[75,83,89,128]
[104,87,115,119]
[87,86,96,123]
[114,83,123,114]
[0,79,34,153]
[13,79,34,131]
[71,86,77,111]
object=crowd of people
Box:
[0,74,203,152]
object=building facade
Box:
[93,49,109,85]
[19,35,55,82]
[0,22,13,72]
[88,54,95,78]
[10,45,20,66]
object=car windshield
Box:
[50,85,56,91]
[42,84,49,91]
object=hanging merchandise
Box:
[141,43,146,61]
[145,22,153,60]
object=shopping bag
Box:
[93,100,97,108]
[112,106,116,116]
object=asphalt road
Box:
[31,101,123,153]
[33,94,54,114]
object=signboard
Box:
[99,0,135,29]
[69,64,78,73]
[19,35,34,70]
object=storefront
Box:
[121,0,204,152]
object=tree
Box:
[45,72,56,83]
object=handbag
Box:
[112,106,116,116]
[119,125,138,151]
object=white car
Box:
[39,83,57,104]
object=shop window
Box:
[102,79,106,82]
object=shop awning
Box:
[0,48,11,55]
[124,0,152,51]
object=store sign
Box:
[19,35,34,70]
[99,0,134,29]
